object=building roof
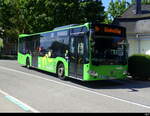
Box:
[113,4,150,34]
[118,4,150,19]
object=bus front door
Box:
[69,35,84,79]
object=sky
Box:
[102,0,131,11]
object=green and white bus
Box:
[18,22,128,81]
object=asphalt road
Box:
[0,60,150,113]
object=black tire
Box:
[57,63,66,80]
[26,58,30,69]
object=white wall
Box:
[128,39,138,56]
[128,36,150,56]
[141,39,150,55]
[136,20,150,33]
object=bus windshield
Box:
[91,36,128,65]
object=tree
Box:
[44,0,80,28]
[79,0,105,23]
[0,0,29,54]
[43,0,105,28]
[0,0,29,40]
[0,0,105,55]
[0,0,105,34]
[106,0,130,23]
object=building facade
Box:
[113,0,150,56]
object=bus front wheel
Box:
[57,63,66,80]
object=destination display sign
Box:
[93,24,126,37]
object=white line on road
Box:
[0,88,39,113]
[0,66,150,110]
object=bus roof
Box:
[19,34,29,38]
[19,23,90,38]
[19,22,126,38]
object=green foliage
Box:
[0,0,105,55]
[0,38,3,48]
[79,0,105,23]
[0,0,29,43]
[0,0,105,43]
[106,0,130,23]
[103,12,113,24]
[128,54,150,80]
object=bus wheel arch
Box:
[57,61,66,80]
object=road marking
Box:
[0,89,39,113]
[0,66,150,110]
[5,96,30,111]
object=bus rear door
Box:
[32,39,39,68]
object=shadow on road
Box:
[68,78,150,92]
[23,66,150,92]
[66,78,150,92]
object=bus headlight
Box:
[88,70,98,77]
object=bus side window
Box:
[19,39,23,54]
[84,35,89,63]
[78,42,84,55]
[70,37,75,54]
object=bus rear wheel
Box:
[26,58,30,69]
[57,63,65,80]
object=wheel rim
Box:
[58,67,64,77]
[26,59,30,68]
[27,64,30,68]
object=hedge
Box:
[128,54,150,80]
